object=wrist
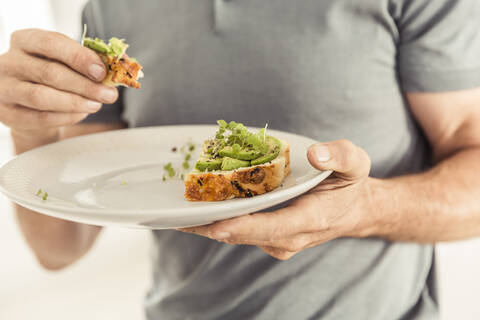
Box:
[10,128,60,154]
[352,177,386,239]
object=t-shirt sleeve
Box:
[392,0,480,92]
[80,1,125,124]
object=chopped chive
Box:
[42,192,48,201]
[180,174,185,180]
[185,154,191,161]
[36,189,42,196]
[182,161,190,169]
[121,181,127,186]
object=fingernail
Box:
[314,144,330,162]
[211,231,231,240]
[88,64,106,81]
[86,100,102,112]
[100,88,117,103]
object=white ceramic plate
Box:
[0,125,331,229]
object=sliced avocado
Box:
[195,158,222,171]
[221,157,250,171]
[251,136,282,166]
[219,146,262,160]
[83,38,110,54]
[109,37,129,57]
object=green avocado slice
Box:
[251,136,282,166]
[221,157,250,171]
[83,38,110,54]
[218,146,263,160]
[195,158,222,171]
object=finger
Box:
[12,53,117,104]
[181,202,317,247]
[0,103,88,130]
[2,79,102,113]
[259,246,297,260]
[307,140,371,180]
[11,29,106,81]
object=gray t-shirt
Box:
[82,1,480,319]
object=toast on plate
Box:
[185,121,290,201]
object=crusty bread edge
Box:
[185,139,290,201]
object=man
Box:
[1,0,479,319]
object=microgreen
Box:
[209,120,270,158]
[163,162,176,177]
[36,189,49,201]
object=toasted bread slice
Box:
[100,54,143,89]
[185,139,290,201]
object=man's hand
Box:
[0,29,123,270]
[180,140,375,260]
[0,28,118,148]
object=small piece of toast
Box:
[100,54,142,89]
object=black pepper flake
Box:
[197,179,203,186]
[171,147,177,152]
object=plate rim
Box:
[0,125,332,220]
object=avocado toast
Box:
[82,29,143,89]
[185,121,290,201]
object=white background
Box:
[1,1,480,319]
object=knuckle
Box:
[84,82,101,99]
[9,30,24,46]
[361,151,372,174]
[0,79,12,103]
[39,62,59,84]
[37,110,54,125]
[36,31,57,55]
[283,238,305,252]
[69,95,86,112]
[71,49,87,70]
[338,139,355,151]
[28,85,43,106]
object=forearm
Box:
[368,146,480,243]
[11,128,101,270]
[15,206,101,270]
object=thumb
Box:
[307,140,371,180]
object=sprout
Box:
[217,120,227,128]
[163,162,176,177]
